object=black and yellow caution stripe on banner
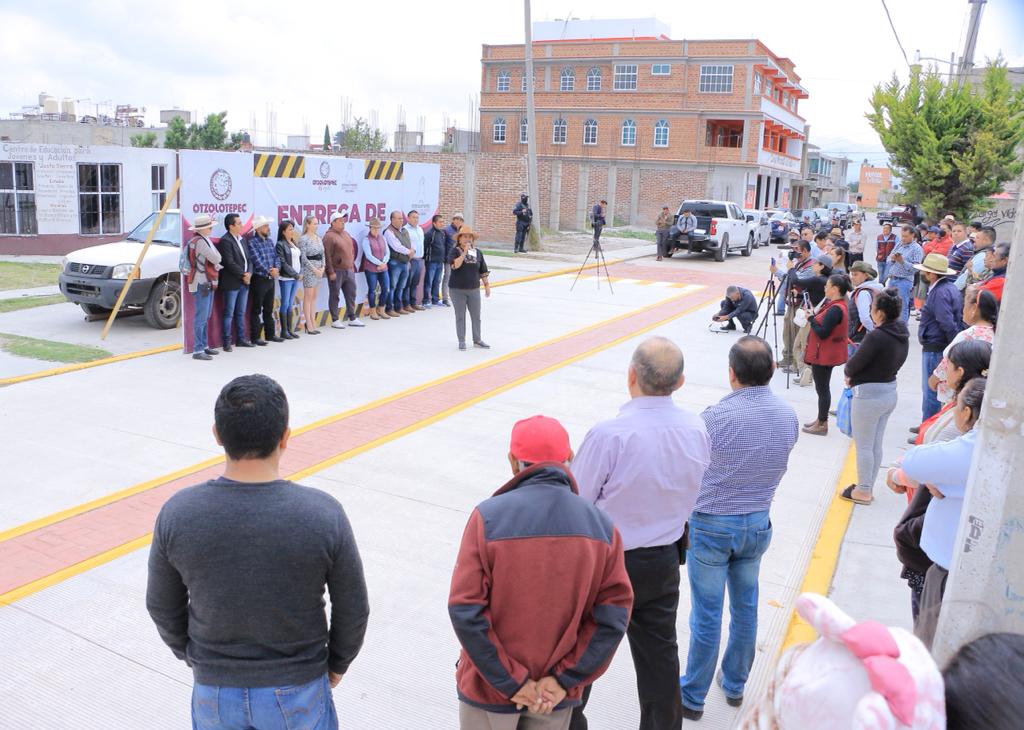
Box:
[254,153,306,178]
[364,160,404,181]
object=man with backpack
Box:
[181,213,222,361]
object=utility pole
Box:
[933,184,1024,665]
[523,0,542,249]
[957,0,987,81]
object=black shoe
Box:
[290,328,300,338]
[681,705,703,721]
[742,327,752,335]
[269,336,285,343]
[237,340,255,348]
[909,425,920,434]
[721,321,737,331]
[716,670,743,707]
[282,331,295,340]
[458,342,467,351]
[204,348,220,355]
[223,343,233,352]
[474,341,491,349]
[254,339,268,346]
[192,352,213,361]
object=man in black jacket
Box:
[712,286,758,334]
[423,214,448,307]
[216,213,254,351]
[513,193,532,253]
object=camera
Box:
[787,249,800,261]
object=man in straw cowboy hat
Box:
[246,215,282,345]
[182,213,222,361]
[915,252,962,422]
[448,225,491,350]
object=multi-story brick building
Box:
[479,18,808,226]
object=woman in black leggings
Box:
[802,274,851,436]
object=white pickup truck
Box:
[669,200,754,262]
[58,211,183,328]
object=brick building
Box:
[478,18,808,227]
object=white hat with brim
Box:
[252,215,273,230]
[914,253,956,276]
[188,213,217,231]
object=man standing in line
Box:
[449,415,633,730]
[442,213,464,306]
[423,214,448,308]
[978,241,1010,302]
[675,206,697,252]
[679,337,799,720]
[513,194,533,253]
[323,212,364,329]
[183,214,223,361]
[245,215,282,345]
[216,213,254,351]
[570,337,711,730]
[915,253,962,421]
[591,200,607,247]
[655,206,672,261]
[403,210,426,310]
[770,239,814,373]
[955,225,996,291]
[875,222,897,284]
[147,375,369,729]
[384,210,414,316]
[946,222,974,276]
[887,225,925,322]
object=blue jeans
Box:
[424,261,443,304]
[221,286,249,345]
[192,674,338,730]
[405,258,424,306]
[876,261,889,285]
[387,260,409,311]
[192,285,214,352]
[890,277,913,322]
[364,269,390,309]
[681,510,772,711]
[922,350,943,421]
[279,278,298,329]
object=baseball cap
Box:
[815,253,833,267]
[452,212,465,220]
[509,415,572,464]
[329,211,348,223]
[850,260,877,278]
[928,225,941,233]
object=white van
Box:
[58,211,182,328]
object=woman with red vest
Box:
[802,274,851,436]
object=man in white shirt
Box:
[403,210,426,310]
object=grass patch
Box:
[0,262,62,291]
[0,332,113,364]
[481,248,517,258]
[605,229,656,241]
[0,294,68,313]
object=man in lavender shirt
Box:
[569,337,710,730]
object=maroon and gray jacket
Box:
[448,463,633,714]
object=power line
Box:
[880,0,910,68]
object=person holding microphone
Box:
[448,227,490,351]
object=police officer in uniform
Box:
[513,193,532,253]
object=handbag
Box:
[836,386,854,436]
[793,308,808,327]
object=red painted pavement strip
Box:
[0,276,750,599]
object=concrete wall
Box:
[0,119,169,147]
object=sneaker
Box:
[347,319,365,327]
[205,348,220,355]
[458,342,467,351]
[442,301,451,307]
[331,321,346,329]
[474,341,491,349]
[413,305,425,311]
[236,340,255,348]
[222,343,233,352]
[192,352,213,361]
[424,303,433,309]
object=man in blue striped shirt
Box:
[679,337,799,721]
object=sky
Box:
[3,0,1022,180]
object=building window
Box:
[621,119,636,146]
[613,64,638,90]
[552,118,567,145]
[492,117,506,143]
[586,67,602,91]
[151,164,167,211]
[78,163,121,235]
[706,120,743,148]
[753,73,762,95]
[497,70,511,92]
[651,63,671,75]
[583,118,598,146]
[654,119,670,147]
[521,72,535,92]
[0,162,38,235]
[765,79,773,97]
[699,65,734,93]
[519,117,528,144]
[560,67,575,92]
[782,92,789,108]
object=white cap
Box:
[452,212,465,220]
[329,211,348,223]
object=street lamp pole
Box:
[523,0,541,249]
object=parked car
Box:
[59,211,183,329]
[792,208,823,230]
[813,208,836,230]
[877,204,924,226]
[743,208,771,248]
[668,200,754,261]
[825,201,857,228]
[766,210,796,242]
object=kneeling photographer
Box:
[712,285,758,334]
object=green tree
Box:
[163,112,242,150]
[333,117,388,152]
[164,117,190,149]
[323,124,332,151]
[130,132,157,148]
[867,61,1024,219]
[848,180,860,193]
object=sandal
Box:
[839,484,873,505]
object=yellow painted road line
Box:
[0,343,183,388]
[490,259,623,288]
[0,290,720,602]
[780,444,857,649]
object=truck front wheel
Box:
[144,276,181,329]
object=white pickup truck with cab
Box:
[669,200,754,262]
[58,211,183,329]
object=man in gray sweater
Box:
[146,374,369,729]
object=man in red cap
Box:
[448,415,633,730]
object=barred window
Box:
[613,64,638,90]
[654,120,670,147]
[496,70,510,92]
[519,117,528,144]
[586,67,602,91]
[552,118,567,145]
[0,162,37,235]
[699,64,734,93]
[521,72,536,92]
[583,118,598,146]
[753,73,762,95]
[492,117,506,143]
[621,119,636,146]
[560,67,575,92]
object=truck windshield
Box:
[682,203,728,218]
[125,212,181,247]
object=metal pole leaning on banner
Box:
[100,178,183,341]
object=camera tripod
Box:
[570,241,614,293]
[753,275,790,389]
